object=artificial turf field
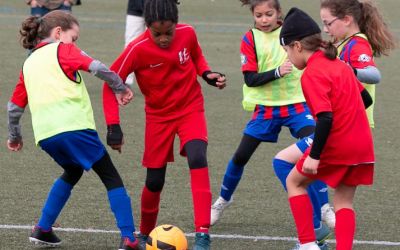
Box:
[0,0,399,249]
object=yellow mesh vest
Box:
[242,27,305,111]
[23,42,96,144]
[337,33,375,128]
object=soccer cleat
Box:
[119,237,140,250]
[29,226,61,247]
[193,232,211,250]
[321,204,336,230]
[317,241,329,250]
[291,242,324,250]
[210,196,233,226]
[315,223,331,244]
[136,233,148,250]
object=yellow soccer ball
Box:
[146,224,188,250]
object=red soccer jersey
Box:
[339,36,375,69]
[240,30,258,72]
[10,42,93,108]
[103,24,211,124]
[301,51,374,165]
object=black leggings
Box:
[232,125,315,166]
[60,152,124,191]
[144,139,208,192]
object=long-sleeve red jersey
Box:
[103,24,211,124]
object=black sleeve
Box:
[361,88,373,109]
[243,70,280,87]
[309,112,333,160]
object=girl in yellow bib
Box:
[320,0,396,128]
[7,10,140,250]
[211,1,334,248]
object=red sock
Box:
[288,194,316,244]
[190,167,211,233]
[140,186,161,235]
[335,208,355,250]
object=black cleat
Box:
[29,226,62,247]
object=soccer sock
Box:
[220,159,244,201]
[38,178,72,231]
[273,158,321,228]
[190,167,211,233]
[140,186,161,235]
[289,194,316,244]
[272,158,293,190]
[335,208,355,250]
[312,180,329,205]
[108,187,136,241]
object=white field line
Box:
[1,224,400,246]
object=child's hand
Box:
[278,60,293,77]
[116,87,134,106]
[7,139,23,152]
[203,71,227,89]
[302,156,319,175]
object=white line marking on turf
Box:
[1,224,400,246]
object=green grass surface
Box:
[0,0,399,249]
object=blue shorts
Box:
[39,129,106,171]
[296,134,314,153]
[243,106,315,142]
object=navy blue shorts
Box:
[243,107,315,142]
[39,129,106,171]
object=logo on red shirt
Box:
[178,48,189,64]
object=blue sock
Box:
[220,159,244,201]
[312,180,329,205]
[272,158,321,229]
[108,187,136,241]
[38,178,72,230]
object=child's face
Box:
[252,1,281,33]
[283,43,306,70]
[149,20,176,49]
[52,23,80,44]
[320,8,347,41]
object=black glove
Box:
[107,124,123,146]
[202,71,225,87]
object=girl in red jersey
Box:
[102,0,226,249]
[320,0,396,128]
[279,8,374,250]
[7,10,140,250]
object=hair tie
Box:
[35,17,43,25]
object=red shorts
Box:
[296,148,374,188]
[142,111,208,168]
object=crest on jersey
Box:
[358,54,371,63]
[178,48,190,64]
[241,53,247,65]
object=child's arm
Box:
[7,72,27,151]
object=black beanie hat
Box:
[279,7,321,46]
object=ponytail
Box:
[20,16,42,50]
[19,10,79,50]
[359,1,397,57]
[320,40,337,60]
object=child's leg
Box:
[273,143,323,229]
[220,134,261,201]
[37,165,83,230]
[286,168,316,245]
[334,184,357,250]
[139,167,166,235]
[92,153,136,241]
[185,140,212,233]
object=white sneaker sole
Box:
[29,237,61,247]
